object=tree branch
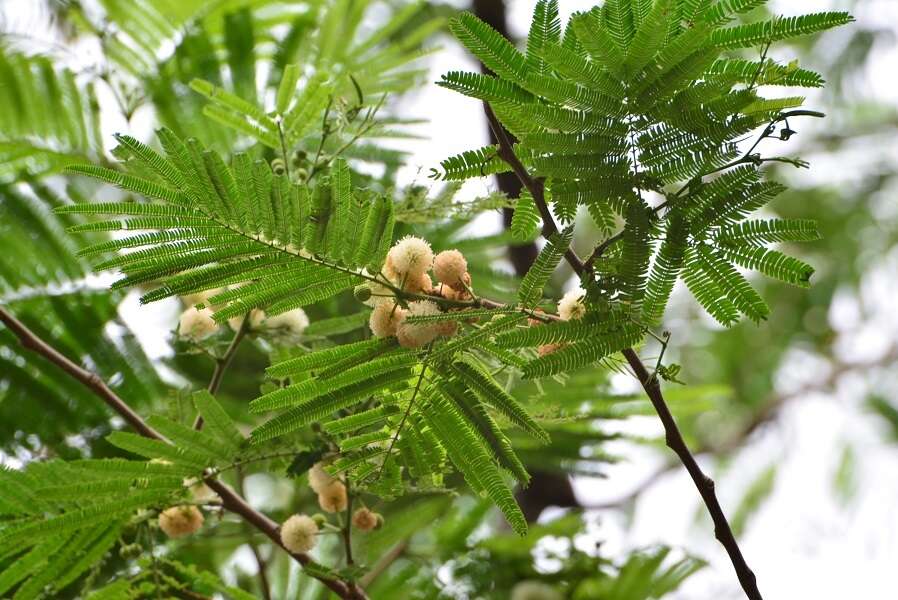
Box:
[482,107,764,600]
[0,306,366,600]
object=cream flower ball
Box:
[352,507,379,532]
[263,308,309,344]
[178,307,218,342]
[158,505,204,539]
[440,273,472,300]
[396,300,441,348]
[558,289,586,321]
[369,302,406,338]
[433,250,468,289]
[280,514,319,553]
[317,480,348,513]
[404,271,434,294]
[386,236,433,279]
[227,308,266,333]
[308,462,336,494]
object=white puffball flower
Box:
[433,249,468,288]
[178,307,218,342]
[396,300,442,348]
[558,288,586,321]
[158,505,204,539]
[308,462,336,494]
[228,308,265,333]
[369,302,405,338]
[280,514,319,553]
[510,581,563,600]
[386,236,433,279]
[263,308,309,344]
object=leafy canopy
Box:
[0,0,852,598]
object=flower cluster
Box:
[286,463,384,538]
[177,289,308,345]
[308,462,348,513]
[363,236,473,348]
[351,507,383,532]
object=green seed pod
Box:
[271,158,287,175]
[354,284,372,302]
[292,149,308,167]
[119,543,142,559]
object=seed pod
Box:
[354,284,373,302]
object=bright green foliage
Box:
[60,132,393,320]
[0,392,256,597]
[518,225,574,308]
[510,190,541,241]
[441,0,850,325]
[0,52,102,182]
[0,0,853,597]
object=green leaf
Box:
[419,387,527,536]
[642,214,688,324]
[450,13,528,83]
[519,225,573,308]
[250,370,412,442]
[711,12,854,49]
[510,190,541,242]
[193,390,245,452]
[452,359,549,442]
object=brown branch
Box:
[622,349,760,599]
[482,107,764,600]
[0,306,366,600]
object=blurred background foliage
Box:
[0,0,895,598]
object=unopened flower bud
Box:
[352,507,378,532]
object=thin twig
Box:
[277,117,292,179]
[193,313,251,430]
[482,106,764,600]
[359,539,409,587]
[0,306,366,600]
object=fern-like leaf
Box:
[519,225,574,308]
